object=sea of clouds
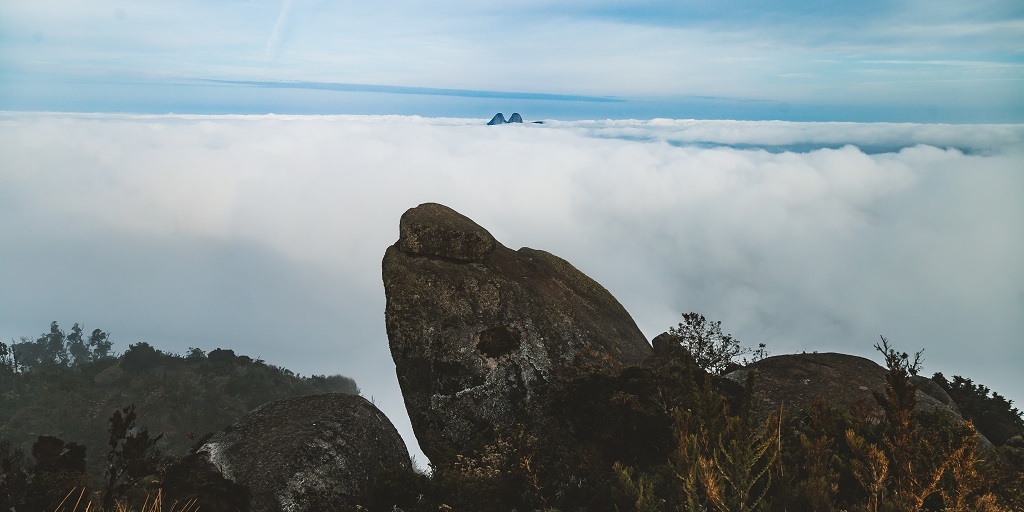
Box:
[2,112,1022,466]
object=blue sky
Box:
[1,0,1022,121]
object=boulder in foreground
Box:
[725,352,993,448]
[167,393,410,512]
[383,203,653,460]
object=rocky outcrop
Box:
[487,113,524,124]
[383,203,652,460]
[725,353,992,448]
[397,203,496,261]
[911,374,959,411]
[171,393,410,512]
[725,353,949,420]
[651,332,678,357]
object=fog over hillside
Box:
[1,113,1021,466]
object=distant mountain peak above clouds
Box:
[487,112,524,125]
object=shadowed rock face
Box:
[725,353,956,420]
[487,113,507,125]
[383,203,652,460]
[725,352,992,448]
[508,113,523,123]
[191,393,410,512]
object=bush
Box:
[664,312,759,375]
[120,343,163,373]
[932,373,1024,446]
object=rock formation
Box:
[383,203,652,460]
[725,352,992,448]
[487,112,524,124]
[911,374,959,410]
[725,353,949,420]
[169,393,410,512]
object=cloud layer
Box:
[2,113,1022,465]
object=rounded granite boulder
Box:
[184,393,410,512]
[398,203,496,262]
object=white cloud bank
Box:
[1,113,1022,466]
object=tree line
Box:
[0,322,112,374]
[1,321,359,510]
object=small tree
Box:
[667,313,748,375]
[185,347,206,362]
[66,323,91,365]
[88,328,113,359]
[41,321,69,367]
[702,412,780,512]
[120,342,162,373]
[207,348,237,365]
[872,336,964,512]
[845,429,889,512]
[102,405,163,508]
[0,441,29,511]
[0,341,11,367]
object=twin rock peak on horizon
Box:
[487,112,524,125]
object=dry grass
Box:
[53,488,199,512]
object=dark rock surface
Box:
[398,202,496,261]
[383,203,653,460]
[911,374,959,411]
[651,332,677,357]
[725,353,952,420]
[725,353,992,448]
[508,112,523,123]
[487,113,507,125]
[185,393,410,512]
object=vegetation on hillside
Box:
[932,372,1024,447]
[3,316,1022,511]
[0,321,357,510]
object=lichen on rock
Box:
[383,202,653,461]
[167,393,410,512]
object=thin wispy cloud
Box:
[1,0,1020,119]
[265,0,295,62]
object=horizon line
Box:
[200,79,626,103]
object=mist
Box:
[2,112,1021,465]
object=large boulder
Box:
[171,393,410,512]
[725,353,992,448]
[725,353,956,420]
[383,203,653,460]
